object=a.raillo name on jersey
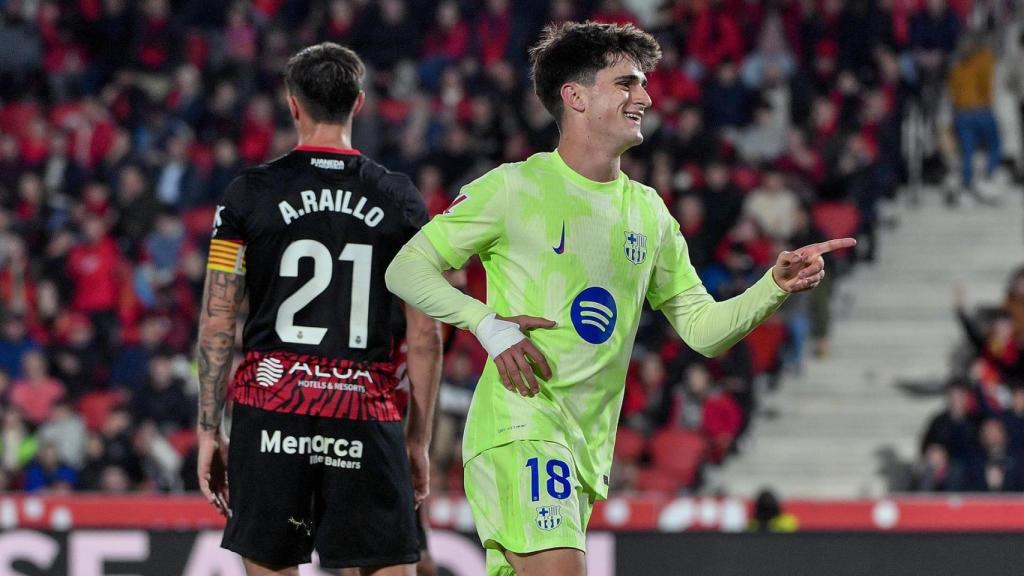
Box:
[279,189,384,227]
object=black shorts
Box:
[222,403,419,569]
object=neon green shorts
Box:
[464,440,596,576]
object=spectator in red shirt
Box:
[19,117,50,169]
[223,2,258,65]
[134,0,181,73]
[475,0,512,67]
[645,44,701,125]
[424,1,470,62]
[9,349,66,426]
[67,215,121,316]
[238,95,275,165]
[671,363,743,463]
[623,352,669,435]
[416,164,453,217]
[686,0,744,78]
[66,214,123,355]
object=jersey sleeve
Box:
[420,166,507,269]
[396,174,429,240]
[208,173,249,275]
[646,200,702,310]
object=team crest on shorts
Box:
[623,231,647,265]
[535,506,562,531]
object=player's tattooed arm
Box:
[197,270,246,433]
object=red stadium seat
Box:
[811,201,860,241]
[168,428,198,457]
[650,429,705,488]
[614,427,647,463]
[0,101,40,139]
[77,389,127,432]
[183,206,218,239]
[731,165,761,191]
[746,320,788,376]
[634,467,681,497]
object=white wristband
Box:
[473,314,526,358]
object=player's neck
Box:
[555,139,621,183]
[296,122,354,151]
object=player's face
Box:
[584,57,651,152]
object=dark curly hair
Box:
[284,42,365,124]
[529,21,661,127]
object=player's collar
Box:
[294,145,361,155]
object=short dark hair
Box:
[284,42,365,124]
[529,21,661,126]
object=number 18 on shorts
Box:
[465,440,595,563]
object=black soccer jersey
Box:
[213,145,427,365]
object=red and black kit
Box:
[213,146,427,569]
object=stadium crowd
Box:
[0,0,986,496]
[910,267,1024,492]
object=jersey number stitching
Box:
[275,239,371,348]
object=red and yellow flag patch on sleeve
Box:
[207,239,247,274]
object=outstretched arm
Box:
[664,237,855,357]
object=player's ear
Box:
[351,91,366,118]
[561,82,586,115]
[287,93,301,122]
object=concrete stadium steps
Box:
[710,188,1024,499]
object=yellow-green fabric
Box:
[420,151,701,498]
[465,439,595,575]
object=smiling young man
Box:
[386,21,853,576]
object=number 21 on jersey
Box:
[275,239,371,348]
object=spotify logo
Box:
[571,287,617,344]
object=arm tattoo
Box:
[197,270,245,432]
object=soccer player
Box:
[385,21,854,576]
[195,43,442,576]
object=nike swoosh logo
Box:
[553,222,565,254]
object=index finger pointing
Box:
[804,237,857,256]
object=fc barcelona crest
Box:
[535,506,562,531]
[624,231,647,265]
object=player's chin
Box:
[618,129,644,147]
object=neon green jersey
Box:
[421,151,701,498]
